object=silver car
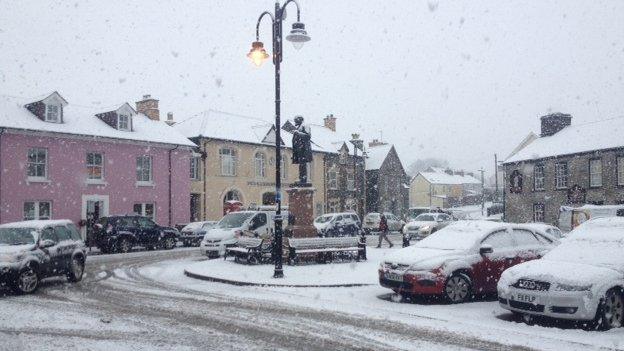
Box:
[402,212,453,241]
[362,212,404,234]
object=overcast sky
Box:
[1,0,623,177]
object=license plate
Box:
[516,293,537,303]
[385,272,403,282]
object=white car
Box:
[313,213,361,237]
[362,212,404,234]
[402,212,453,241]
[520,222,564,239]
[180,221,218,247]
[498,217,624,330]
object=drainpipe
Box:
[168,145,181,227]
[202,140,208,220]
[0,128,4,223]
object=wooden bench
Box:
[287,237,366,265]
[224,237,265,264]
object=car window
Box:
[66,223,82,241]
[137,217,156,228]
[482,230,514,249]
[512,229,541,246]
[350,215,359,222]
[546,228,562,238]
[441,214,450,221]
[54,226,72,241]
[116,217,135,227]
[41,227,58,243]
[336,215,343,221]
[250,213,267,230]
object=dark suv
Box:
[92,215,179,254]
[0,220,87,294]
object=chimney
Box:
[368,139,387,147]
[540,112,571,137]
[444,168,453,175]
[165,112,175,126]
[323,113,337,132]
[455,170,465,177]
[136,94,160,121]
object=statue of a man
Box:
[291,116,313,185]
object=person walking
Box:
[377,213,394,248]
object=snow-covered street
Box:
[0,248,621,350]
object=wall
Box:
[0,131,191,227]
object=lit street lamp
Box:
[247,1,311,278]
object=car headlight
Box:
[419,226,431,233]
[0,253,24,263]
[405,269,438,281]
[554,283,592,292]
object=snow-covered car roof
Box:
[0,219,74,230]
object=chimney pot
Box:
[323,113,337,132]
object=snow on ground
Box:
[138,248,624,351]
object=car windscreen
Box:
[0,227,37,245]
[201,222,217,229]
[217,212,254,229]
[365,213,380,220]
[415,224,487,250]
[415,214,436,221]
[315,215,333,223]
[182,222,204,231]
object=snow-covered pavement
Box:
[0,247,622,350]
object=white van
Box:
[200,210,288,258]
[558,204,624,232]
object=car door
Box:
[249,213,269,238]
[473,229,516,293]
[53,225,77,270]
[136,217,159,245]
[512,228,551,264]
[39,227,63,277]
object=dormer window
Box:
[118,114,130,131]
[46,105,60,122]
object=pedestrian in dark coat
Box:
[377,213,394,248]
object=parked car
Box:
[0,220,87,294]
[558,204,624,232]
[313,213,361,237]
[92,215,180,253]
[180,221,218,247]
[200,210,288,258]
[363,212,404,234]
[487,203,504,217]
[521,222,564,239]
[498,217,624,330]
[407,207,430,222]
[402,212,454,242]
[379,220,557,303]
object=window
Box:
[23,201,51,220]
[512,229,541,246]
[250,213,267,230]
[328,170,338,189]
[136,156,152,182]
[533,164,544,191]
[306,160,313,182]
[254,152,266,178]
[190,156,200,180]
[45,104,59,122]
[617,157,624,186]
[345,198,357,212]
[54,226,72,241]
[589,159,602,187]
[118,114,130,131]
[86,152,104,180]
[280,156,288,180]
[533,203,545,222]
[347,172,355,191]
[27,148,48,179]
[219,148,237,176]
[555,162,568,189]
[327,199,339,213]
[136,216,156,228]
[133,203,155,220]
[482,230,514,249]
[40,227,57,243]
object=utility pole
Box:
[479,168,485,216]
[494,154,499,203]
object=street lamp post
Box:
[247,1,310,278]
[350,134,364,242]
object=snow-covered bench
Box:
[224,237,265,264]
[287,237,366,265]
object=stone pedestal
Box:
[286,186,318,238]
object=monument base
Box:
[285,186,317,238]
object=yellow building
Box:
[174,110,342,221]
[409,167,482,209]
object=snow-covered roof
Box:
[365,144,393,170]
[174,110,351,154]
[504,117,624,163]
[0,219,74,230]
[418,168,481,185]
[0,94,195,147]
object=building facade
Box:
[0,92,194,239]
[323,141,366,219]
[365,141,409,217]
[409,167,482,208]
[503,113,624,224]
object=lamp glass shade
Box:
[285,22,310,50]
[247,41,269,67]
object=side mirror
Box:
[479,244,493,255]
[436,218,443,223]
[39,239,56,249]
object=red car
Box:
[378,220,557,303]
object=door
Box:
[54,225,77,270]
[190,194,201,222]
[249,213,269,238]
[511,228,549,263]
[82,195,109,243]
[473,229,516,293]
[39,227,63,277]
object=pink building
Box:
[0,92,195,239]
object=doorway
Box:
[82,195,109,244]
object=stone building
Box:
[503,113,624,224]
[365,141,409,217]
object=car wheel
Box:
[12,266,39,294]
[67,256,85,283]
[117,238,132,253]
[444,273,472,303]
[162,236,176,250]
[595,289,624,330]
